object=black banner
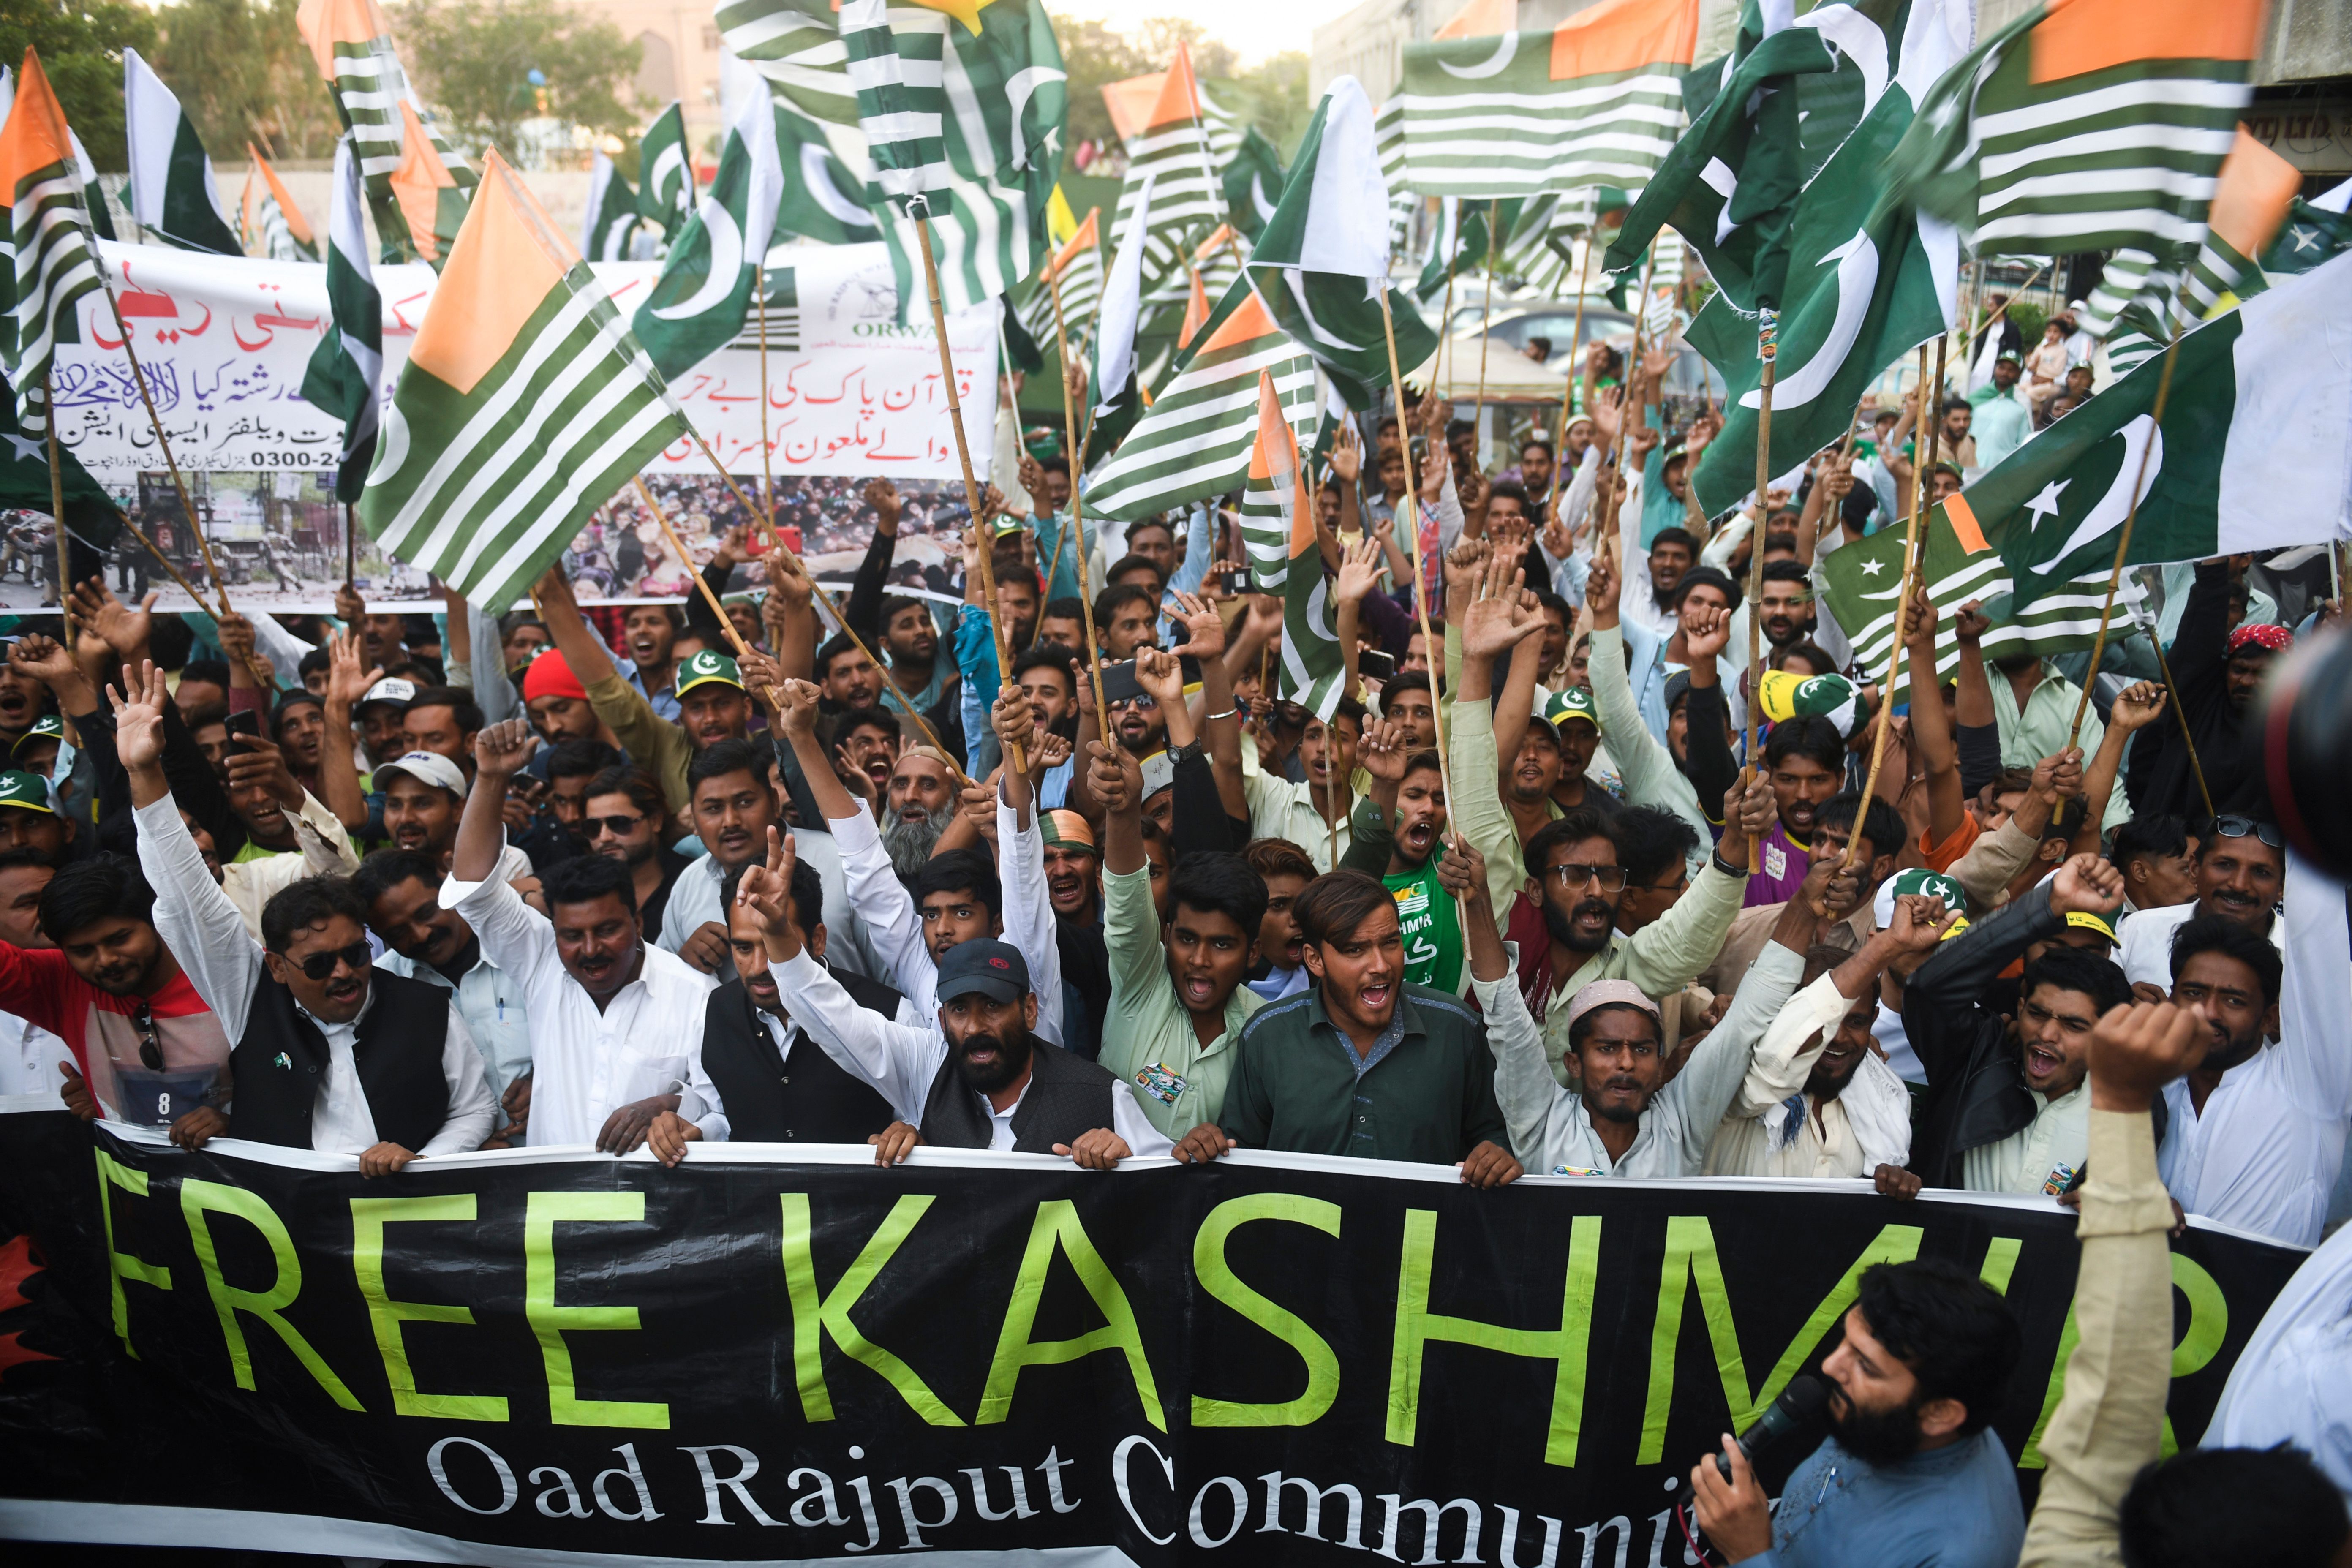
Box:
[0,1109,2309,1563]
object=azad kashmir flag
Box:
[2108,129,2301,375]
[632,86,784,381]
[1682,0,1970,517]
[580,150,639,261]
[301,138,383,504]
[1605,0,1905,312]
[1246,76,1437,411]
[1964,246,2352,616]
[636,102,694,245]
[1111,42,1225,305]
[240,145,318,261]
[1880,0,2266,337]
[122,49,240,255]
[0,364,118,542]
[296,0,476,265]
[841,0,1069,320]
[1396,0,1697,198]
[0,50,105,438]
[1372,93,1416,258]
[1014,202,1102,356]
[1084,272,1316,520]
[362,150,689,614]
[1239,370,1347,718]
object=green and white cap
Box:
[1544,686,1601,733]
[0,769,58,814]
[1875,866,1967,933]
[11,714,64,757]
[675,649,744,697]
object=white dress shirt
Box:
[1703,970,1915,1179]
[443,871,724,1145]
[657,826,887,982]
[2204,1218,2352,1503]
[136,796,494,1155]
[2117,898,2286,990]
[2157,853,2352,1248]
[766,948,1171,1157]
[827,791,1065,1044]
[0,1008,69,1097]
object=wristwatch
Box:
[1711,847,1746,879]
[1167,739,1206,766]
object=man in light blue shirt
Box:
[1966,355,2034,474]
[1688,1257,2025,1568]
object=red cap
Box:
[521,649,586,703]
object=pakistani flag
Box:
[1223,125,1286,239]
[1085,273,1316,520]
[2262,177,2352,279]
[1881,0,2264,336]
[0,50,104,438]
[1111,42,1225,305]
[770,102,879,245]
[581,151,639,262]
[1954,248,2352,616]
[122,49,240,256]
[241,146,319,261]
[1396,0,1698,199]
[1238,370,1345,719]
[1414,196,1522,303]
[1682,0,1967,517]
[632,87,784,381]
[363,150,689,614]
[302,139,382,504]
[1605,0,1902,311]
[295,0,476,265]
[637,102,694,245]
[1246,77,1438,411]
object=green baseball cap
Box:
[1544,686,1601,733]
[675,649,744,698]
[11,715,64,758]
[0,769,56,814]
[1875,866,1967,935]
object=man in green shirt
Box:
[1966,354,2034,472]
[1341,743,1461,995]
[1090,722,1266,1140]
[1172,866,1519,1183]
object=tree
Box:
[395,0,642,158]
[0,0,158,169]
[152,0,341,163]
[1214,52,1310,161]
[1052,13,1148,153]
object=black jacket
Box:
[920,1038,1116,1152]
[700,968,903,1143]
[2126,561,2269,819]
[227,969,454,1152]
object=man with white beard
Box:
[877,746,960,877]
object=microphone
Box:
[1675,1373,1832,1513]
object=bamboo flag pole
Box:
[754,264,777,534]
[1840,339,1943,877]
[1045,258,1113,756]
[1590,245,1661,569]
[1550,239,1594,517]
[2066,318,2183,754]
[41,373,69,649]
[1376,287,1457,824]
[1740,302,1780,873]
[1470,199,1500,452]
[2143,596,2216,819]
[909,200,1024,774]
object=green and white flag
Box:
[2262,178,2352,279]
[580,150,639,262]
[1604,0,1900,311]
[717,0,859,124]
[1373,93,1416,258]
[241,147,319,261]
[1413,195,1522,303]
[770,101,880,245]
[1222,125,1286,239]
[1247,76,1438,411]
[1084,272,1315,521]
[1957,246,2352,615]
[1878,0,2264,336]
[636,101,695,245]
[1085,172,1153,465]
[631,86,785,381]
[295,0,475,265]
[122,49,239,256]
[0,51,104,438]
[839,0,950,208]
[301,138,383,504]
[1238,369,1346,719]
[1396,0,1697,198]
[1111,43,1224,308]
[364,151,689,615]
[1682,0,1966,517]
[1013,203,1101,357]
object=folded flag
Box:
[0,49,104,438]
[2180,129,2307,316]
[241,144,319,261]
[636,101,695,245]
[363,150,690,615]
[1397,0,1697,199]
[1086,172,1154,464]
[1756,669,1859,736]
[2262,177,2352,279]
[295,0,475,265]
[1246,76,1438,410]
[1879,0,2266,337]
[0,362,118,541]
[302,137,383,505]
[1015,204,1101,355]
[1238,369,1346,720]
[1373,94,1416,259]
[580,150,640,262]
[632,85,784,380]
[122,49,240,256]
[1223,125,1286,239]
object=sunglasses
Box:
[2208,816,2284,850]
[1107,694,1158,712]
[289,941,373,982]
[1549,862,1631,893]
[585,813,648,837]
[132,1002,162,1071]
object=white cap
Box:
[359,677,418,710]
[374,750,467,797]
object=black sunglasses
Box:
[585,813,648,837]
[132,1002,162,1071]
[2208,816,2284,850]
[289,941,373,982]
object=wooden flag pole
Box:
[1045,261,1114,756]
[754,264,777,534]
[1550,239,1594,510]
[40,373,69,647]
[2066,321,2183,753]
[1470,199,1500,454]
[344,502,357,588]
[1590,245,1661,571]
[910,200,1024,773]
[1740,302,1780,873]
[1376,285,1456,822]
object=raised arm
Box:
[2072,683,2164,856]
[456,719,538,885]
[1902,589,1968,852]
[316,629,380,833]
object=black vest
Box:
[919,1037,1116,1153]
[226,968,453,1152]
[700,969,902,1143]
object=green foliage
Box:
[1051,12,1309,163]
[1211,53,1309,161]
[152,0,341,163]
[1054,14,1149,152]
[395,0,642,158]
[0,0,159,169]
[2006,300,2048,347]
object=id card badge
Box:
[114,1064,220,1127]
[1134,1062,1189,1107]
[2042,1161,2079,1198]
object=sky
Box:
[1051,0,1367,64]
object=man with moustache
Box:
[1756,560,1815,653]
[642,846,904,1162]
[655,738,784,978]
[2115,816,2285,991]
[120,664,493,1171]
[876,747,961,877]
[376,751,532,882]
[753,833,1166,1165]
[449,719,723,1154]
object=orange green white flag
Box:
[242,144,318,261]
[1236,369,1345,719]
[0,49,103,436]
